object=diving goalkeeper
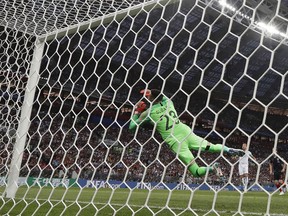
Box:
[129,89,244,178]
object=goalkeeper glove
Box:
[134,101,146,114]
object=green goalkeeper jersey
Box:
[129,97,192,148]
[129,95,234,178]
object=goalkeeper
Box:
[129,89,244,178]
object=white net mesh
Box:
[1,0,288,215]
[0,0,154,35]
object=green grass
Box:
[0,187,287,216]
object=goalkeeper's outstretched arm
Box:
[129,107,150,131]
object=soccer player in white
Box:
[238,143,256,192]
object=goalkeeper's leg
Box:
[186,160,223,177]
[208,144,244,156]
[171,140,223,177]
[186,134,244,156]
[173,144,222,177]
[171,141,207,177]
[188,162,208,177]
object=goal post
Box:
[4,0,172,199]
[0,0,288,215]
[5,40,45,198]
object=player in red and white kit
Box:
[269,152,287,195]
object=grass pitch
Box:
[0,187,287,216]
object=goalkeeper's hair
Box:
[151,89,163,102]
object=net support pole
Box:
[5,39,45,198]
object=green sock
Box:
[208,144,229,153]
[188,163,209,177]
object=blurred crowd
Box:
[0,96,287,188]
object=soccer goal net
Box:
[1,0,288,215]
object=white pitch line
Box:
[17,198,288,216]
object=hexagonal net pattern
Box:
[0,0,153,36]
[1,0,288,215]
